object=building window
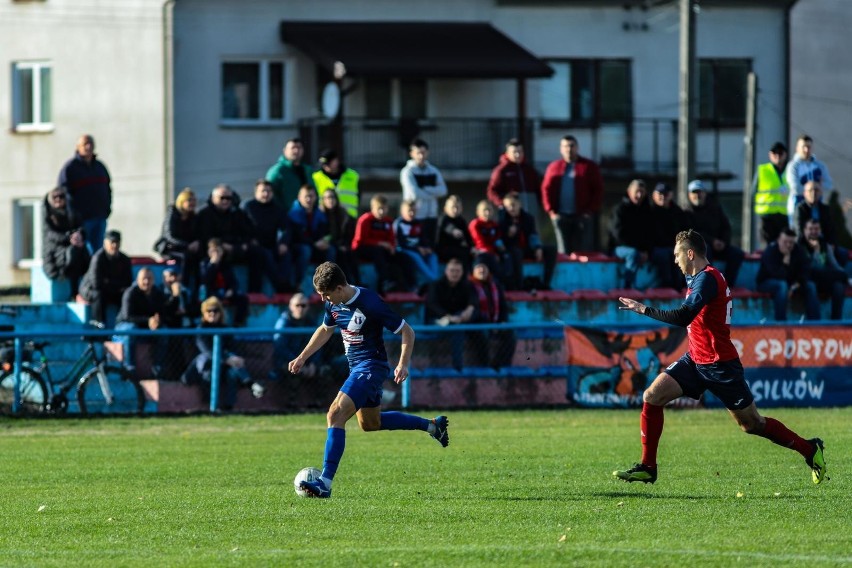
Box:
[363,78,427,120]
[12,61,52,132]
[699,59,751,127]
[221,60,287,124]
[539,59,631,125]
[13,198,40,267]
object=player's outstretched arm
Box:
[618,296,647,314]
[393,322,415,384]
[289,325,335,375]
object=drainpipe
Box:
[162,0,176,210]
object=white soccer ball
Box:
[294,467,322,497]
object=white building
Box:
[1,0,801,288]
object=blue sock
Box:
[380,411,430,431]
[321,427,345,482]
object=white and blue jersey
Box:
[322,287,405,370]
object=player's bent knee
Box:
[359,420,381,432]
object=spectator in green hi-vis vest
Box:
[313,149,360,219]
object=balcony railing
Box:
[298,116,732,179]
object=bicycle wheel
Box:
[76,364,146,415]
[0,368,48,415]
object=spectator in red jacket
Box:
[541,135,604,253]
[468,200,510,285]
[352,194,415,294]
[486,138,540,212]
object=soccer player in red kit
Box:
[614,230,826,484]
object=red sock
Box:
[640,402,664,467]
[759,417,812,458]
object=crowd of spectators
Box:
[39,131,852,386]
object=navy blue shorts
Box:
[340,362,390,410]
[664,353,754,410]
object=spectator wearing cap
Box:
[266,138,314,208]
[312,149,360,218]
[785,134,834,224]
[41,186,91,300]
[196,183,266,293]
[649,182,689,289]
[400,138,448,243]
[609,179,653,289]
[541,135,604,253]
[57,134,112,253]
[685,180,744,288]
[79,230,132,325]
[752,142,790,245]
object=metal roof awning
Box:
[279,21,553,79]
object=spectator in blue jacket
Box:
[288,185,335,291]
[57,134,112,253]
[498,193,556,290]
[242,179,293,293]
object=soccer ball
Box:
[294,467,322,497]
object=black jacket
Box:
[57,153,112,221]
[242,199,290,250]
[425,277,477,322]
[685,199,732,246]
[793,201,836,244]
[116,284,171,326]
[324,205,356,250]
[649,202,689,248]
[79,249,132,298]
[497,208,542,251]
[156,205,199,255]
[41,192,90,279]
[435,214,472,250]
[197,198,254,248]
[757,242,811,286]
[609,197,653,252]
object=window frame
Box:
[11,60,53,133]
[698,58,752,129]
[13,197,42,268]
[219,58,291,127]
[538,58,632,128]
[361,77,428,125]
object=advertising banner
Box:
[565,326,852,408]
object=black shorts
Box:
[664,353,754,410]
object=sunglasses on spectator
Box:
[204,309,221,314]
[218,195,233,201]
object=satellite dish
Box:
[322,82,341,119]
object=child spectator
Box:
[352,194,415,294]
[320,189,359,285]
[288,185,335,292]
[469,199,509,284]
[435,195,474,271]
[181,296,263,410]
[498,193,555,291]
[200,238,248,326]
[394,200,440,282]
[42,187,91,299]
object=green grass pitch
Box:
[1,408,849,567]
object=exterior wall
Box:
[173,1,789,202]
[791,0,852,224]
[0,0,166,288]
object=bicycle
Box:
[0,325,146,416]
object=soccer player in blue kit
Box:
[290,262,449,498]
[614,230,826,485]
